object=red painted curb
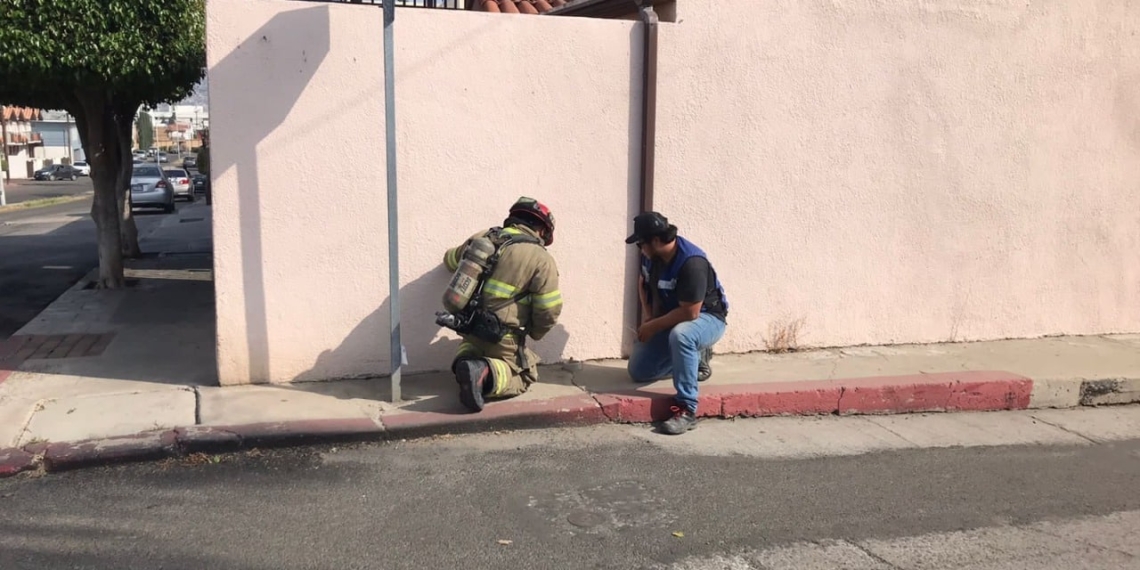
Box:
[837,371,1032,414]
[0,448,37,477]
[0,370,1034,478]
[380,394,608,438]
[42,431,180,473]
[594,371,1031,423]
[594,392,725,423]
[178,418,384,453]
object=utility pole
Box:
[1,112,8,207]
[65,113,73,162]
[383,0,402,402]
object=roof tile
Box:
[475,0,567,14]
[1,106,42,122]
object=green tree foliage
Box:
[0,0,205,287]
[137,110,154,150]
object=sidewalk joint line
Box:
[848,540,903,569]
[1027,413,1100,445]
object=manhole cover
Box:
[566,510,607,528]
[527,480,674,535]
[179,217,205,223]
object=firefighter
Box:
[440,197,563,412]
[625,211,729,434]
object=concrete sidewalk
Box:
[2,200,1139,475]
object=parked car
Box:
[156,152,169,163]
[130,164,175,213]
[192,173,208,194]
[33,164,81,181]
[72,161,91,176]
[163,168,194,202]
[182,156,197,170]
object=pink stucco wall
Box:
[207,0,641,384]
[207,0,1140,385]
[653,0,1140,353]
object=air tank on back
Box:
[442,237,496,314]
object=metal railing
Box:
[305,0,468,8]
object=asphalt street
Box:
[0,197,188,337]
[1,409,1138,569]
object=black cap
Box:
[625,211,671,244]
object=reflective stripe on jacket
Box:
[443,224,563,340]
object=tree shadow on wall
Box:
[209,4,331,384]
[293,263,571,408]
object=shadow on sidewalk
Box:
[11,252,218,387]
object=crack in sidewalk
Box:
[1027,413,1101,445]
[565,367,616,421]
[848,540,903,569]
[857,416,922,447]
[14,398,48,450]
[1025,521,1139,560]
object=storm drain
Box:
[1,333,116,361]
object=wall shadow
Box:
[290,262,571,411]
[208,4,332,384]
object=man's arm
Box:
[525,254,563,340]
[638,273,652,324]
[640,257,707,338]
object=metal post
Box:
[65,113,73,163]
[383,0,402,403]
[1,115,7,207]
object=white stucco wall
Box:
[207,0,1140,385]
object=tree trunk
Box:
[77,92,126,289]
[115,108,141,258]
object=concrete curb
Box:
[381,394,608,439]
[0,370,1135,479]
[595,371,1033,423]
[0,419,390,476]
[0,191,93,214]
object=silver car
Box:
[130,164,175,213]
[163,168,194,202]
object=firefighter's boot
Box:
[455,358,490,412]
[698,348,713,382]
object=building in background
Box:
[148,104,208,155]
[32,110,84,164]
[2,106,44,180]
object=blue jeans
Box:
[627,313,726,414]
